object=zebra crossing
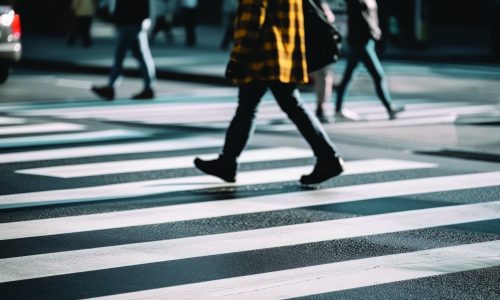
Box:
[2,94,498,131]
[0,97,499,298]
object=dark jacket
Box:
[347,0,381,45]
[113,0,149,25]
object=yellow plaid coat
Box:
[230,0,309,84]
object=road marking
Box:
[0,137,222,164]
[1,201,498,283]
[55,78,92,90]
[92,240,500,299]
[3,171,500,240]
[0,129,149,149]
[0,117,25,125]
[0,122,85,136]
[16,147,313,178]
[0,159,436,209]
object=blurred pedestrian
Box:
[150,0,175,44]
[67,0,96,48]
[178,0,198,47]
[310,0,336,123]
[194,0,344,186]
[335,0,404,120]
[220,0,237,50]
[92,0,156,100]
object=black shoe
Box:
[388,105,405,120]
[91,86,115,101]
[300,157,345,186]
[316,110,331,124]
[132,88,155,100]
[194,157,237,183]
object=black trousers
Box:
[222,81,339,161]
[67,16,93,47]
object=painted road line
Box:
[93,240,500,299]
[0,159,436,209]
[0,117,25,125]
[4,171,500,240]
[0,122,85,136]
[1,201,498,283]
[0,137,222,164]
[16,147,313,178]
[0,129,149,149]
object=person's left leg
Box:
[311,65,333,123]
[269,82,344,185]
[361,40,404,118]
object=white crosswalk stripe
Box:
[16,147,313,178]
[0,158,436,209]
[1,171,498,240]
[1,201,498,283]
[0,97,499,298]
[5,96,496,129]
[94,240,500,300]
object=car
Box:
[0,4,21,84]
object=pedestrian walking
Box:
[178,0,198,47]
[92,0,156,100]
[219,0,237,50]
[194,0,344,186]
[310,0,336,123]
[335,0,404,120]
[67,0,96,48]
[150,0,175,44]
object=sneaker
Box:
[91,86,115,101]
[132,88,155,100]
[334,109,360,121]
[388,105,405,120]
[194,157,238,183]
[300,157,345,186]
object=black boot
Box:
[300,157,345,185]
[194,156,238,183]
[91,86,115,101]
[132,88,155,100]
[388,105,405,120]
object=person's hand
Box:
[225,60,247,80]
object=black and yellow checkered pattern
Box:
[230,0,309,84]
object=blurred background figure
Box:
[66,0,96,48]
[311,0,336,124]
[92,0,156,100]
[178,0,198,47]
[219,0,237,50]
[491,0,500,61]
[150,0,175,45]
[335,0,404,121]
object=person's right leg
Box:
[194,81,267,182]
[130,25,156,99]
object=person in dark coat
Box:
[193,0,344,186]
[92,0,156,100]
[335,0,404,120]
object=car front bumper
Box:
[0,42,21,62]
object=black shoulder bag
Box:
[303,0,342,72]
